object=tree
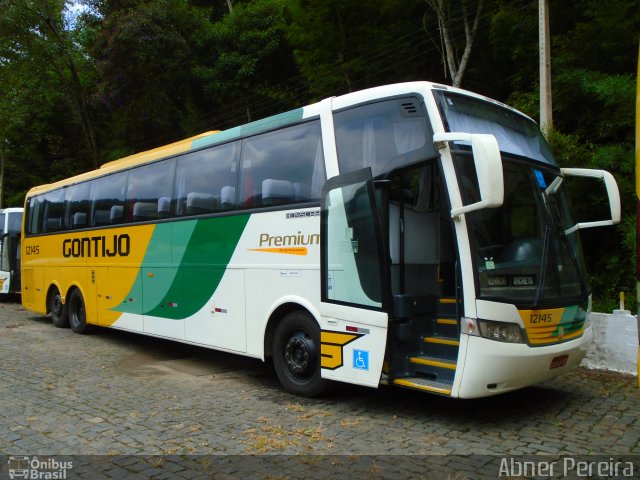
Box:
[423,0,484,87]
[0,0,102,208]
[89,0,215,157]
[196,0,297,124]
[287,0,435,99]
[1,0,100,169]
[490,0,639,311]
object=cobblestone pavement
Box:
[0,299,638,478]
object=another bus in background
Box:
[0,207,23,296]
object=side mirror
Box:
[560,168,621,234]
[433,132,504,218]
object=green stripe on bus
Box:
[191,108,305,150]
[192,127,242,149]
[115,214,250,319]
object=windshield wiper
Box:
[534,224,551,307]
[556,223,589,297]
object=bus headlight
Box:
[478,320,524,343]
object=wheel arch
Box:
[263,296,321,359]
[65,282,86,304]
[45,281,65,313]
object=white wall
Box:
[581,311,639,375]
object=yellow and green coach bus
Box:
[22,82,620,398]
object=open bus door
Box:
[319,168,389,388]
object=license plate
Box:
[549,355,569,369]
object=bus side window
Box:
[26,196,45,235]
[65,182,91,230]
[42,189,65,233]
[126,159,175,223]
[334,98,433,177]
[239,120,325,209]
[175,142,239,217]
[90,172,127,227]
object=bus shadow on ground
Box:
[316,377,575,426]
[28,314,582,426]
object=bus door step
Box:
[392,377,452,396]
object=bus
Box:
[21,82,621,398]
[636,42,639,388]
[0,207,23,296]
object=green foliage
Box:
[546,129,636,313]
[195,0,296,123]
[90,0,214,158]
[285,0,434,98]
[0,0,100,205]
[489,0,638,312]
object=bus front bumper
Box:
[457,326,593,398]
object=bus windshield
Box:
[7,211,22,234]
[435,89,589,308]
[455,156,589,308]
[434,90,557,167]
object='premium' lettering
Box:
[63,234,130,258]
[258,231,320,247]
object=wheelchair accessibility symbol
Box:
[353,349,369,371]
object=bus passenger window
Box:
[334,98,433,177]
[42,189,65,233]
[90,172,127,227]
[239,120,325,208]
[65,182,91,230]
[110,206,124,224]
[185,193,216,215]
[220,186,236,210]
[26,196,45,235]
[126,159,175,222]
[132,201,158,221]
[262,179,294,205]
[158,197,172,217]
[175,142,239,216]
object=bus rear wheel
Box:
[68,289,91,334]
[273,311,327,397]
[48,288,68,328]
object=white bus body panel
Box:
[458,327,592,398]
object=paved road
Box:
[0,299,638,478]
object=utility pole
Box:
[539,0,552,136]
[635,41,639,387]
[0,145,4,209]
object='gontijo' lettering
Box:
[62,234,130,258]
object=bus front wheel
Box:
[273,311,328,397]
[48,288,68,328]
[68,289,91,334]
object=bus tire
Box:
[68,289,91,334]
[48,288,69,328]
[272,310,328,397]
